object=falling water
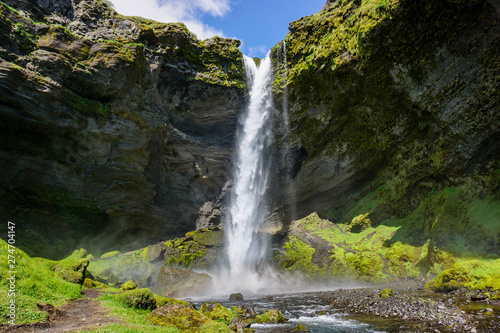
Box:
[223,52,275,291]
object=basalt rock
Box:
[269,0,500,257]
[0,0,246,258]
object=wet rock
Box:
[152,266,212,297]
[293,323,310,332]
[230,293,244,301]
[231,305,257,318]
[471,293,488,301]
[253,309,287,324]
[229,316,253,332]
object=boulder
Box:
[120,280,137,291]
[147,304,231,332]
[229,293,244,301]
[152,266,212,297]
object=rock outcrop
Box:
[270,0,500,257]
[0,0,246,257]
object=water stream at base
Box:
[192,292,404,333]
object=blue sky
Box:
[109,0,326,58]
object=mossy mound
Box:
[275,212,428,282]
[120,279,137,291]
[154,295,189,307]
[378,288,393,298]
[200,302,234,325]
[152,266,212,297]
[147,303,231,332]
[253,309,287,324]
[82,278,107,289]
[87,247,163,287]
[114,288,157,310]
[0,239,81,325]
[426,259,500,292]
[163,229,223,269]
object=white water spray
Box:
[221,53,275,293]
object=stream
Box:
[192,290,413,333]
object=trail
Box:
[0,289,124,333]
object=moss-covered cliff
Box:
[270,0,499,267]
[0,0,246,258]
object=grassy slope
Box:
[0,239,82,324]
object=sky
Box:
[108,0,326,58]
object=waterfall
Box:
[222,52,275,292]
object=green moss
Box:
[200,303,234,325]
[154,295,189,307]
[61,88,110,117]
[346,251,386,281]
[378,288,393,298]
[88,250,160,287]
[346,213,371,233]
[0,239,81,325]
[82,278,107,289]
[278,235,323,278]
[101,251,121,258]
[384,241,423,279]
[147,304,230,332]
[120,280,137,291]
[97,291,179,332]
[253,309,286,324]
[426,259,500,292]
[113,288,157,310]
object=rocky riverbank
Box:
[321,286,500,332]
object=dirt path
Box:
[1,289,125,333]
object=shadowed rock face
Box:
[0,0,246,257]
[269,0,500,229]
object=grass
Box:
[0,239,81,324]
[77,290,179,333]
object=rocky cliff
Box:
[270,0,499,261]
[0,0,246,258]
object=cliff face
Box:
[270,0,500,258]
[0,0,246,257]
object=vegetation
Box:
[0,239,82,324]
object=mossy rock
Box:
[293,324,310,332]
[152,266,212,297]
[378,288,393,298]
[253,309,287,324]
[426,259,500,292]
[346,213,371,233]
[346,251,385,282]
[114,288,157,310]
[147,304,231,332]
[100,250,121,258]
[200,302,234,325]
[193,229,225,247]
[82,278,107,289]
[154,295,189,307]
[50,258,89,285]
[120,279,137,291]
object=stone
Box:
[230,293,244,301]
[120,280,137,291]
[0,0,246,258]
[293,324,310,332]
[152,266,212,297]
[147,304,231,332]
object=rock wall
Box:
[269,0,500,256]
[0,0,246,257]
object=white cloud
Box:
[247,45,268,58]
[109,0,230,40]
